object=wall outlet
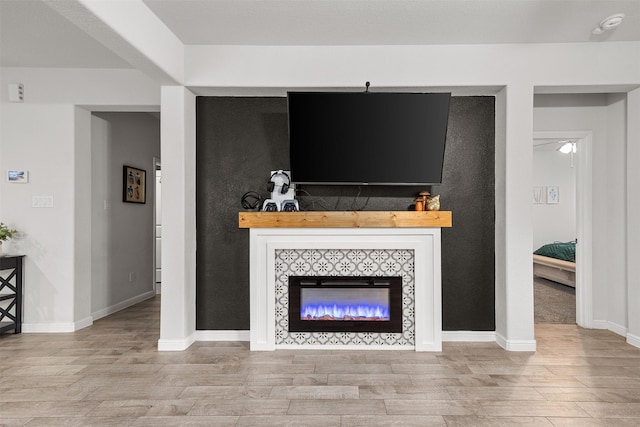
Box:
[128,272,136,283]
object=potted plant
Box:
[0,222,17,256]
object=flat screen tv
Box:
[288,91,450,185]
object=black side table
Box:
[0,255,25,334]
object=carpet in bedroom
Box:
[534,277,576,324]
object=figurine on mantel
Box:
[414,192,441,211]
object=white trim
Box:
[442,331,496,342]
[196,330,250,341]
[277,344,415,351]
[627,333,640,349]
[592,320,628,338]
[158,332,197,351]
[22,316,92,333]
[155,283,162,294]
[608,322,628,337]
[248,227,442,352]
[152,156,161,297]
[591,320,608,329]
[533,131,593,328]
[74,316,93,331]
[195,331,504,345]
[496,332,537,351]
[91,290,156,321]
[22,323,76,333]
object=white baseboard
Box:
[196,330,250,341]
[22,322,76,333]
[23,291,157,333]
[155,283,161,294]
[496,332,537,352]
[591,320,607,329]
[22,316,94,333]
[627,332,640,349]
[158,332,197,351]
[607,322,628,337]
[74,316,93,331]
[592,320,628,337]
[92,290,156,321]
[442,331,496,342]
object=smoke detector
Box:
[592,13,625,35]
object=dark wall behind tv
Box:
[195,96,495,331]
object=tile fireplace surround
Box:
[275,249,415,348]
[241,211,452,352]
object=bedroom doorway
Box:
[532,131,593,328]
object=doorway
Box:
[532,131,593,328]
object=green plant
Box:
[0,222,17,242]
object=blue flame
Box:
[301,303,390,321]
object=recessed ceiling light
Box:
[592,13,625,35]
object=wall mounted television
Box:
[288,91,451,185]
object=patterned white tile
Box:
[275,249,415,347]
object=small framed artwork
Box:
[533,187,545,204]
[7,170,28,183]
[123,165,146,204]
[547,186,559,204]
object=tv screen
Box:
[288,91,450,185]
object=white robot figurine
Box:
[262,170,299,212]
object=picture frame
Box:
[546,186,559,204]
[123,165,146,204]
[7,170,28,183]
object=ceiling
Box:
[0,0,131,68]
[143,0,640,46]
[1,0,639,69]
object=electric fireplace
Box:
[288,276,403,333]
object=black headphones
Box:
[267,170,290,194]
[241,191,262,210]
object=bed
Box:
[533,241,576,288]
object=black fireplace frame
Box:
[288,276,403,333]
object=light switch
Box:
[32,195,54,208]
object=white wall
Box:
[74,107,93,327]
[533,93,628,331]
[91,115,111,316]
[91,112,160,319]
[0,68,160,106]
[0,104,78,330]
[605,94,628,332]
[158,86,197,351]
[627,88,640,347]
[0,67,160,331]
[532,148,576,251]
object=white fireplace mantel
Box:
[243,212,450,351]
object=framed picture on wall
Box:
[7,170,28,183]
[123,165,146,204]
[547,186,559,204]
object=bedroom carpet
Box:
[535,276,576,324]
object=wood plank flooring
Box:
[1,296,639,426]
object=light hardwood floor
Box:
[1,296,640,426]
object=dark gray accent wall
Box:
[196,96,495,331]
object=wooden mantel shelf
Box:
[239,211,452,228]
